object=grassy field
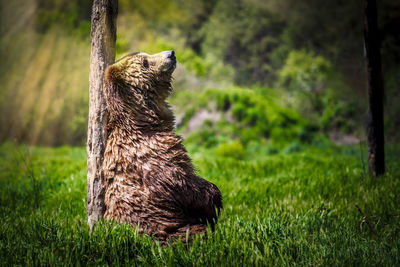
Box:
[1,1,399,265]
[0,141,399,266]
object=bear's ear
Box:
[104,64,119,84]
[104,66,125,115]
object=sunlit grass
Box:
[0,142,399,265]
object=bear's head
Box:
[104,51,177,129]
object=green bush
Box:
[277,50,360,134]
[278,50,332,93]
[215,140,244,159]
[172,87,316,148]
[283,141,303,154]
[320,94,356,133]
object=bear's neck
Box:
[105,80,175,133]
[108,106,182,158]
[108,103,175,134]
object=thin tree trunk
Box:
[364,0,385,176]
[87,0,118,231]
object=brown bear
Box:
[102,50,222,242]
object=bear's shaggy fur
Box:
[102,51,222,241]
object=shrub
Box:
[215,140,244,159]
[173,87,316,148]
[278,50,331,93]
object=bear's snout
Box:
[160,50,176,72]
[163,50,175,60]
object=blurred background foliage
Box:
[0,0,399,147]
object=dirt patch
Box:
[329,130,359,145]
[187,108,221,133]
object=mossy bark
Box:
[87,0,117,231]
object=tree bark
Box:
[87,0,118,231]
[364,0,385,176]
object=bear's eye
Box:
[143,59,149,69]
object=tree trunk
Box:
[87,0,118,231]
[364,0,385,176]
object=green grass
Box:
[0,141,399,266]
